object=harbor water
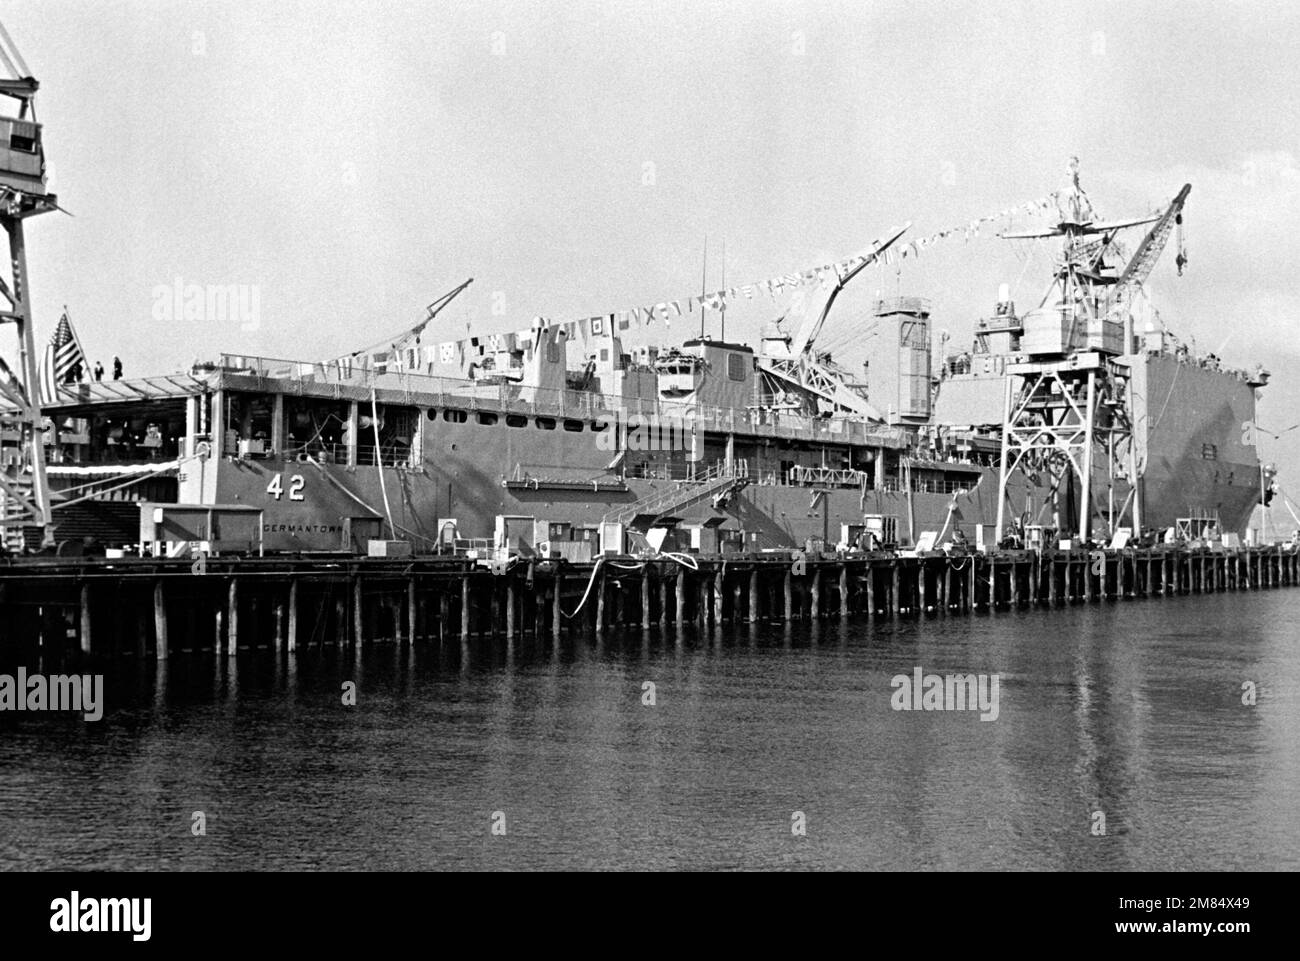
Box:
[2,589,1297,871]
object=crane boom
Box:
[784,224,910,358]
[340,277,474,361]
[1107,184,1191,322]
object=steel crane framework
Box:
[0,21,58,548]
[994,161,1191,545]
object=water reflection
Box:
[0,590,1295,870]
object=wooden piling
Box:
[596,569,607,633]
[353,576,364,645]
[227,579,239,655]
[287,578,298,652]
[248,594,260,650]
[153,579,168,660]
[461,574,471,638]
[79,582,92,656]
[408,577,418,643]
[2,545,1296,669]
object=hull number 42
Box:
[266,473,306,501]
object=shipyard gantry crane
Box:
[994,159,1190,545]
[0,21,58,549]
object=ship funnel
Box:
[998,283,1010,303]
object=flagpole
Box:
[39,342,54,407]
[700,235,707,340]
[64,305,89,379]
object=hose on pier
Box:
[562,550,700,619]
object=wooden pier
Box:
[1,544,1297,661]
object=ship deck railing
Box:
[210,353,912,451]
[274,441,413,469]
[628,460,750,483]
[787,465,871,488]
[37,373,213,410]
[877,479,979,495]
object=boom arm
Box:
[1108,184,1191,321]
[340,277,474,361]
[785,224,909,357]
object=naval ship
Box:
[0,156,1274,559]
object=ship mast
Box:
[699,236,707,339]
[720,238,726,342]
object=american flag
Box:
[39,310,88,404]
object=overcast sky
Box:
[7,0,1300,523]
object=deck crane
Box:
[337,277,474,368]
[1001,160,1191,355]
[1105,184,1191,350]
[756,224,909,422]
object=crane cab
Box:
[0,78,47,196]
[0,115,44,194]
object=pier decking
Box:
[1,543,1297,662]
